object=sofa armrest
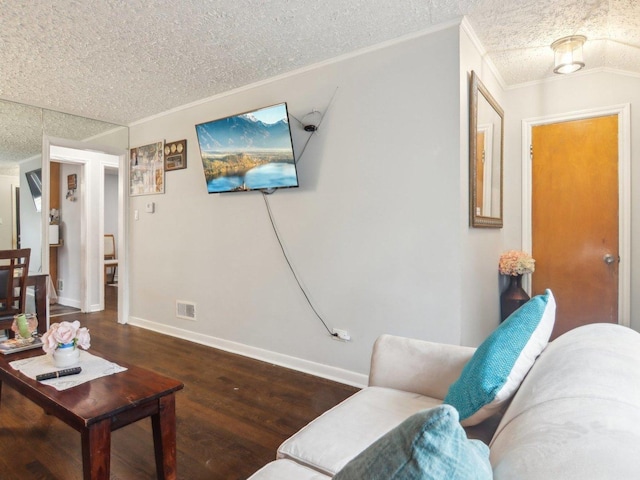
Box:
[368,334,475,400]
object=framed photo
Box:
[129,141,165,196]
[67,174,77,190]
[164,139,187,171]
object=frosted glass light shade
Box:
[552,35,586,74]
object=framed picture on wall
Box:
[67,174,77,190]
[164,139,187,171]
[129,141,165,196]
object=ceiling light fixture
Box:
[551,35,586,74]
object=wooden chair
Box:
[104,234,118,285]
[0,248,31,338]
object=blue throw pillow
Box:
[333,405,492,480]
[444,289,555,426]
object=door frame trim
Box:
[521,104,631,327]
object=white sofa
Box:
[249,323,640,479]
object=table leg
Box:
[152,394,177,480]
[82,418,111,480]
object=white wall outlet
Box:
[145,202,155,213]
[332,328,351,341]
[134,210,139,221]
[57,279,63,292]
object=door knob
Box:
[603,254,616,265]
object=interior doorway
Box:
[103,166,119,312]
[523,106,631,340]
[43,137,126,323]
[49,160,84,314]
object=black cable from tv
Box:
[262,193,337,337]
[261,87,340,335]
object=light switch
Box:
[134,210,139,221]
[145,202,155,213]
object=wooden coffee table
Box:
[0,348,184,479]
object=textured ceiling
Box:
[0,99,125,171]
[0,0,639,126]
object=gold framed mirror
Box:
[469,71,503,228]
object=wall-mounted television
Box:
[24,168,42,212]
[195,102,298,193]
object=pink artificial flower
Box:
[55,320,80,345]
[498,250,535,276]
[76,327,91,350]
[41,320,91,354]
[42,328,60,354]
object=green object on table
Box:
[15,314,32,339]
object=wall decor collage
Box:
[129,139,186,196]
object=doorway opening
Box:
[42,137,126,324]
[49,160,84,317]
[103,166,119,313]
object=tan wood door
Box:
[476,131,485,214]
[532,115,618,340]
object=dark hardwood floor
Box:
[0,285,359,479]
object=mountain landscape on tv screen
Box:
[196,106,297,192]
[196,115,292,152]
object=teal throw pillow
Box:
[333,405,492,480]
[444,289,555,426]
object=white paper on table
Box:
[9,350,127,391]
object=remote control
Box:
[36,366,82,381]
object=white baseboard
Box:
[127,316,368,388]
[55,296,81,309]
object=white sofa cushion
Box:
[444,290,555,426]
[490,323,640,479]
[247,459,330,480]
[369,334,475,399]
[277,386,441,476]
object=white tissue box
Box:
[49,224,59,245]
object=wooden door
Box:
[476,131,485,214]
[49,161,60,292]
[532,115,618,340]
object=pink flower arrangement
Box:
[499,250,535,276]
[41,320,91,354]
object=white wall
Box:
[126,20,640,385]
[104,172,119,242]
[457,23,510,346]
[129,23,466,384]
[0,174,18,250]
[503,70,640,333]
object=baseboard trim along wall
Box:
[128,316,368,388]
[55,296,81,309]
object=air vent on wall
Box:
[176,301,196,321]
